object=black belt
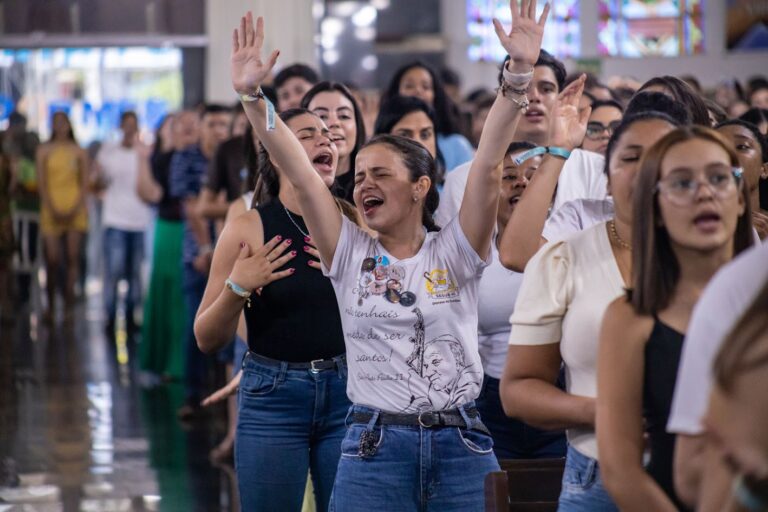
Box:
[247,352,345,372]
[352,407,490,435]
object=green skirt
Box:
[140,219,187,379]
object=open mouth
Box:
[362,195,384,216]
[693,211,722,231]
[508,196,521,206]
[312,152,334,173]
[524,108,545,122]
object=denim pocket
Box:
[340,424,384,459]
[240,368,278,398]
[457,427,495,455]
[561,451,598,492]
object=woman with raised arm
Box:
[230,2,548,510]
[597,127,753,511]
[193,108,358,512]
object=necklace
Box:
[609,219,632,251]
[284,205,309,238]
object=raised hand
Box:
[492,0,550,70]
[231,12,280,95]
[229,235,296,292]
[549,74,591,151]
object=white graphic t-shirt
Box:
[324,216,489,413]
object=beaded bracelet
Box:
[225,278,252,308]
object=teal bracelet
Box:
[513,146,572,165]
[225,278,252,307]
[733,475,768,511]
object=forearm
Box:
[499,155,564,271]
[698,444,734,512]
[674,434,706,507]
[602,465,678,512]
[184,200,212,247]
[137,157,162,204]
[194,286,245,353]
[501,378,594,430]
[198,189,230,220]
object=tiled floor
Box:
[0,282,238,512]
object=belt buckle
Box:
[418,411,438,428]
[309,359,324,373]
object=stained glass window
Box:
[598,0,704,57]
[467,0,580,62]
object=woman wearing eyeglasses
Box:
[581,100,623,156]
[596,126,754,511]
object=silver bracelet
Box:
[502,64,534,87]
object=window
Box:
[467,0,581,62]
[598,0,704,57]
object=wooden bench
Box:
[484,458,566,512]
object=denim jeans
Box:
[236,352,350,512]
[330,402,501,512]
[557,445,618,512]
[103,227,144,324]
[181,262,209,403]
[475,375,566,459]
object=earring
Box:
[412,195,419,203]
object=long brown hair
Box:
[713,276,768,393]
[630,126,754,315]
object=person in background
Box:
[373,95,446,188]
[666,240,768,511]
[581,100,623,156]
[474,140,566,460]
[470,94,496,148]
[739,108,768,135]
[382,60,474,172]
[704,99,728,126]
[36,111,89,323]
[435,50,608,229]
[169,104,232,418]
[93,111,152,337]
[680,74,702,95]
[597,127,752,511]
[716,119,768,239]
[4,112,41,304]
[198,103,249,226]
[273,63,319,112]
[748,81,768,110]
[301,81,367,203]
[0,137,14,321]
[137,113,190,381]
[638,76,711,126]
[440,66,463,106]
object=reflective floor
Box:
[0,280,238,512]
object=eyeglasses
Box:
[656,167,742,206]
[585,120,622,140]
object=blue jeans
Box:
[236,352,350,512]
[475,375,566,459]
[182,262,209,403]
[330,402,500,512]
[558,445,618,511]
[103,227,144,323]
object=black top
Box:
[643,320,692,512]
[333,169,355,204]
[244,199,346,362]
[151,150,183,221]
[206,135,246,202]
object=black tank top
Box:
[244,199,346,362]
[643,320,692,512]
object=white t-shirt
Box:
[508,222,625,459]
[97,142,152,231]
[667,241,768,435]
[434,149,607,228]
[324,216,489,413]
[542,198,614,243]
[478,243,524,379]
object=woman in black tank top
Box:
[596,127,754,511]
[194,108,359,512]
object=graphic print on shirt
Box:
[355,253,417,307]
[423,269,459,302]
[401,307,481,412]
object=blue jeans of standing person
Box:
[236,352,350,512]
[475,375,567,459]
[181,262,209,404]
[557,445,619,511]
[330,401,501,512]
[103,227,144,327]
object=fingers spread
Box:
[269,250,297,270]
[268,268,296,283]
[538,2,551,26]
[308,260,322,270]
[255,16,265,48]
[267,49,280,70]
[492,18,506,40]
[578,105,592,125]
[264,238,292,261]
[239,16,246,49]
[245,11,255,47]
[232,29,239,53]
[257,235,284,256]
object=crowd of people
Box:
[1,2,768,511]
